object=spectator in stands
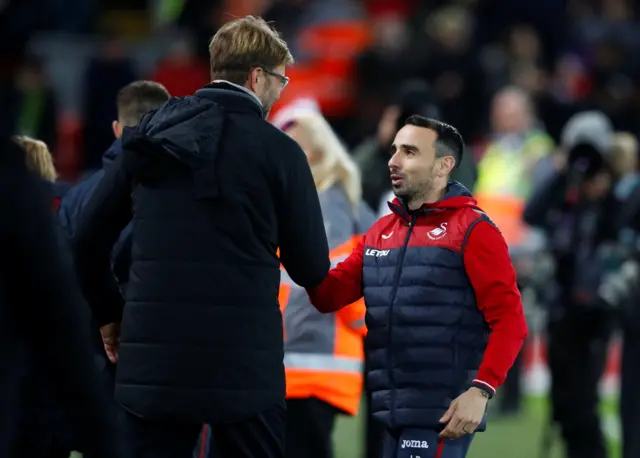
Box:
[355,12,413,133]
[418,5,486,141]
[71,16,330,458]
[473,86,553,239]
[148,38,209,97]
[81,34,136,171]
[476,86,554,193]
[0,56,59,152]
[177,0,225,62]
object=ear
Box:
[112,121,122,139]
[247,68,261,91]
[438,156,456,177]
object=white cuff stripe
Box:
[473,379,496,394]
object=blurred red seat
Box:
[55,112,82,182]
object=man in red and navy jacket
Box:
[307,115,528,458]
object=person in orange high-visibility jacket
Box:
[274,103,376,458]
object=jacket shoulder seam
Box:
[461,211,498,256]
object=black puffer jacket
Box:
[73,83,330,424]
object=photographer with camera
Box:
[523,111,618,458]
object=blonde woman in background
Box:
[14,135,57,181]
[273,101,376,458]
[13,135,70,210]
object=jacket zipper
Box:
[387,215,415,428]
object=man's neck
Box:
[407,186,447,210]
[211,80,263,107]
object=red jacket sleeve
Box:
[307,238,365,313]
[463,220,529,396]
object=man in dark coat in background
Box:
[72,16,331,458]
[59,80,171,290]
[0,134,122,458]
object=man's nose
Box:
[388,152,399,171]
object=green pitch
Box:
[68,396,620,458]
[333,396,621,458]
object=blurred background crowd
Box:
[3,0,640,457]
[5,0,640,180]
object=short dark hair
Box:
[404,115,464,167]
[116,81,170,127]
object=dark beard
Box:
[394,177,434,207]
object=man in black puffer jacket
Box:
[72,15,330,458]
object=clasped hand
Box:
[100,322,121,364]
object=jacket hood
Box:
[389,181,478,220]
[121,96,224,169]
[102,138,123,168]
[425,181,477,209]
[120,96,225,199]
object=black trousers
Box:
[285,398,338,458]
[121,401,285,458]
[621,320,640,458]
[548,307,614,458]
